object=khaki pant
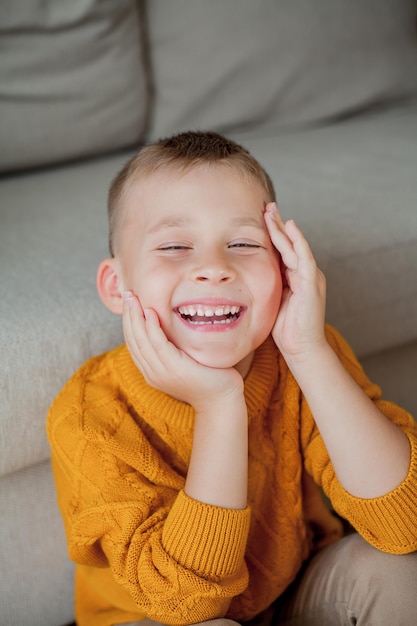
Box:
[116,533,417,626]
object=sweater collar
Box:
[115,337,279,431]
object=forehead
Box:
[122,163,268,227]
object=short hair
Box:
[107,130,276,256]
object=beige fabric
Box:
[0,460,74,626]
[0,151,127,477]
[0,0,149,172]
[272,534,417,624]
[361,340,417,418]
[147,0,417,140]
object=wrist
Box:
[283,338,333,376]
[187,390,248,509]
[193,386,246,419]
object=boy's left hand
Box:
[264,202,327,363]
[264,204,412,501]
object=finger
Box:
[266,204,315,264]
[284,219,315,261]
[122,291,144,347]
[130,299,185,371]
[265,201,286,230]
[122,291,159,373]
[143,308,196,381]
[143,307,172,354]
[283,220,319,281]
[264,204,298,269]
[141,308,200,393]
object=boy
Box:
[47,131,417,626]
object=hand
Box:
[264,202,327,362]
[122,292,244,409]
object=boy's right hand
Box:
[123,290,249,510]
[122,291,244,409]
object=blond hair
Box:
[107,130,276,256]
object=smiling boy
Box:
[47,131,417,626]
[99,163,282,377]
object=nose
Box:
[190,253,236,283]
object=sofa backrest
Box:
[1,0,416,174]
[0,0,149,172]
[146,0,417,139]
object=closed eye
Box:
[158,244,192,251]
[229,242,263,249]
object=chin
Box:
[185,347,242,370]
[194,355,239,370]
[186,344,255,376]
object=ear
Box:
[96,258,124,315]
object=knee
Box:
[348,534,417,607]
[351,534,417,584]
[194,617,240,626]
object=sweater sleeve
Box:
[47,366,250,625]
[302,325,417,555]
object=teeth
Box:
[188,317,234,325]
[178,304,242,317]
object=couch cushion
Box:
[0,153,126,477]
[0,460,74,626]
[361,341,417,418]
[147,0,417,140]
[0,0,148,172]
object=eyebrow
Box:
[230,216,265,230]
[147,217,189,235]
[147,214,265,235]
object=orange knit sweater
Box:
[47,326,417,626]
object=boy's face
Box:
[117,165,282,376]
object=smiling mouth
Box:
[176,304,243,325]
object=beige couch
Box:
[1,2,417,624]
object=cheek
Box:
[129,261,172,301]
[131,265,178,330]
[257,264,283,321]
[266,287,282,321]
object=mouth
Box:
[175,303,244,326]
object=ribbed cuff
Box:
[334,429,417,554]
[162,490,251,577]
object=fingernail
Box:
[123,291,133,307]
[266,206,277,221]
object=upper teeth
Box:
[178,304,241,317]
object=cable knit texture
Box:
[47,325,417,626]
